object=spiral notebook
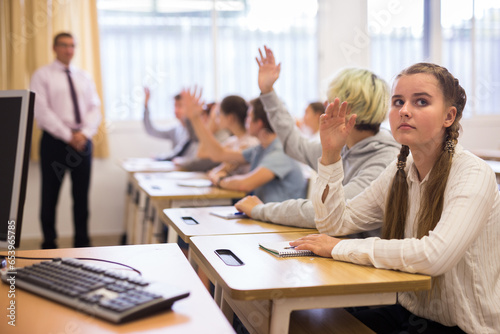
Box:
[258,241,315,258]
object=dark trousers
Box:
[352,304,466,334]
[40,131,92,248]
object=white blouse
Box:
[313,144,500,333]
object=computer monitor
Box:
[0,90,35,249]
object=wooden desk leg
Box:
[150,206,162,243]
[188,248,199,271]
[133,190,147,244]
[125,179,138,245]
[220,290,234,324]
[269,293,396,334]
[151,199,171,243]
[269,300,294,334]
[167,227,178,243]
[123,179,132,244]
[145,204,155,244]
[214,282,223,307]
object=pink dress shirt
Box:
[30,60,101,142]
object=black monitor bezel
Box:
[0,90,34,249]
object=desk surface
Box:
[137,174,246,200]
[471,148,500,162]
[134,171,207,184]
[189,232,432,301]
[0,244,234,334]
[485,160,500,174]
[119,158,179,173]
[163,206,317,243]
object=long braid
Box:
[383,145,409,239]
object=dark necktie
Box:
[162,139,192,161]
[65,68,82,124]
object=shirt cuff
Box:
[250,203,264,220]
[331,238,377,267]
[317,157,344,184]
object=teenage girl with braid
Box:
[290,63,500,333]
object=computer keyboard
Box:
[0,257,190,323]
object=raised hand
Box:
[255,45,281,94]
[180,86,204,120]
[319,98,356,165]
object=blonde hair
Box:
[327,68,389,132]
[383,63,466,240]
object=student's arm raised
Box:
[181,87,246,164]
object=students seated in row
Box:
[291,63,500,333]
[171,102,231,171]
[143,87,229,171]
[182,88,307,203]
[206,95,260,179]
[235,46,400,238]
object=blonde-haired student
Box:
[291,63,500,333]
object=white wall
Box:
[317,0,369,97]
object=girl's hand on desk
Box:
[289,234,341,258]
[234,195,264,217]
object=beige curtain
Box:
[0,0,109,159]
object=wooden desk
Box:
[0,244,235,334]
[119,157,179,173]
[163,206,318,308]
[118,158,179,245]
[163,206,317,245]
[484,160,500,184]
[471,148,500,161]
[137,174,246,244]
[189,232,432,334]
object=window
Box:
[441,0,500,116]
[98,0,318,121]
[368,0,425,84]
[368,0,500,117]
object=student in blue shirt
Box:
[181,88,307,203]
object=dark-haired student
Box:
[291,63,500,333]
[297,101,325,140]
[206,95,259,180]
[182,88,307,203]
[143,87,229,171]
